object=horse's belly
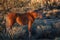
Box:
[21,16,28,25]
[22,20,28,25]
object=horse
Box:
[5,10,43,38]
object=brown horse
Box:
[6,11,43,36]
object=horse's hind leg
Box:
[6,18,15,32]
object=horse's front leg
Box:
[28,20,32,38]
[28,20,32,32]
[16,16,23,26]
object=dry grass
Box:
[0,0,60,40]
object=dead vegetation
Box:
[0,0,60,40]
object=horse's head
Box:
[28,10,43,19]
